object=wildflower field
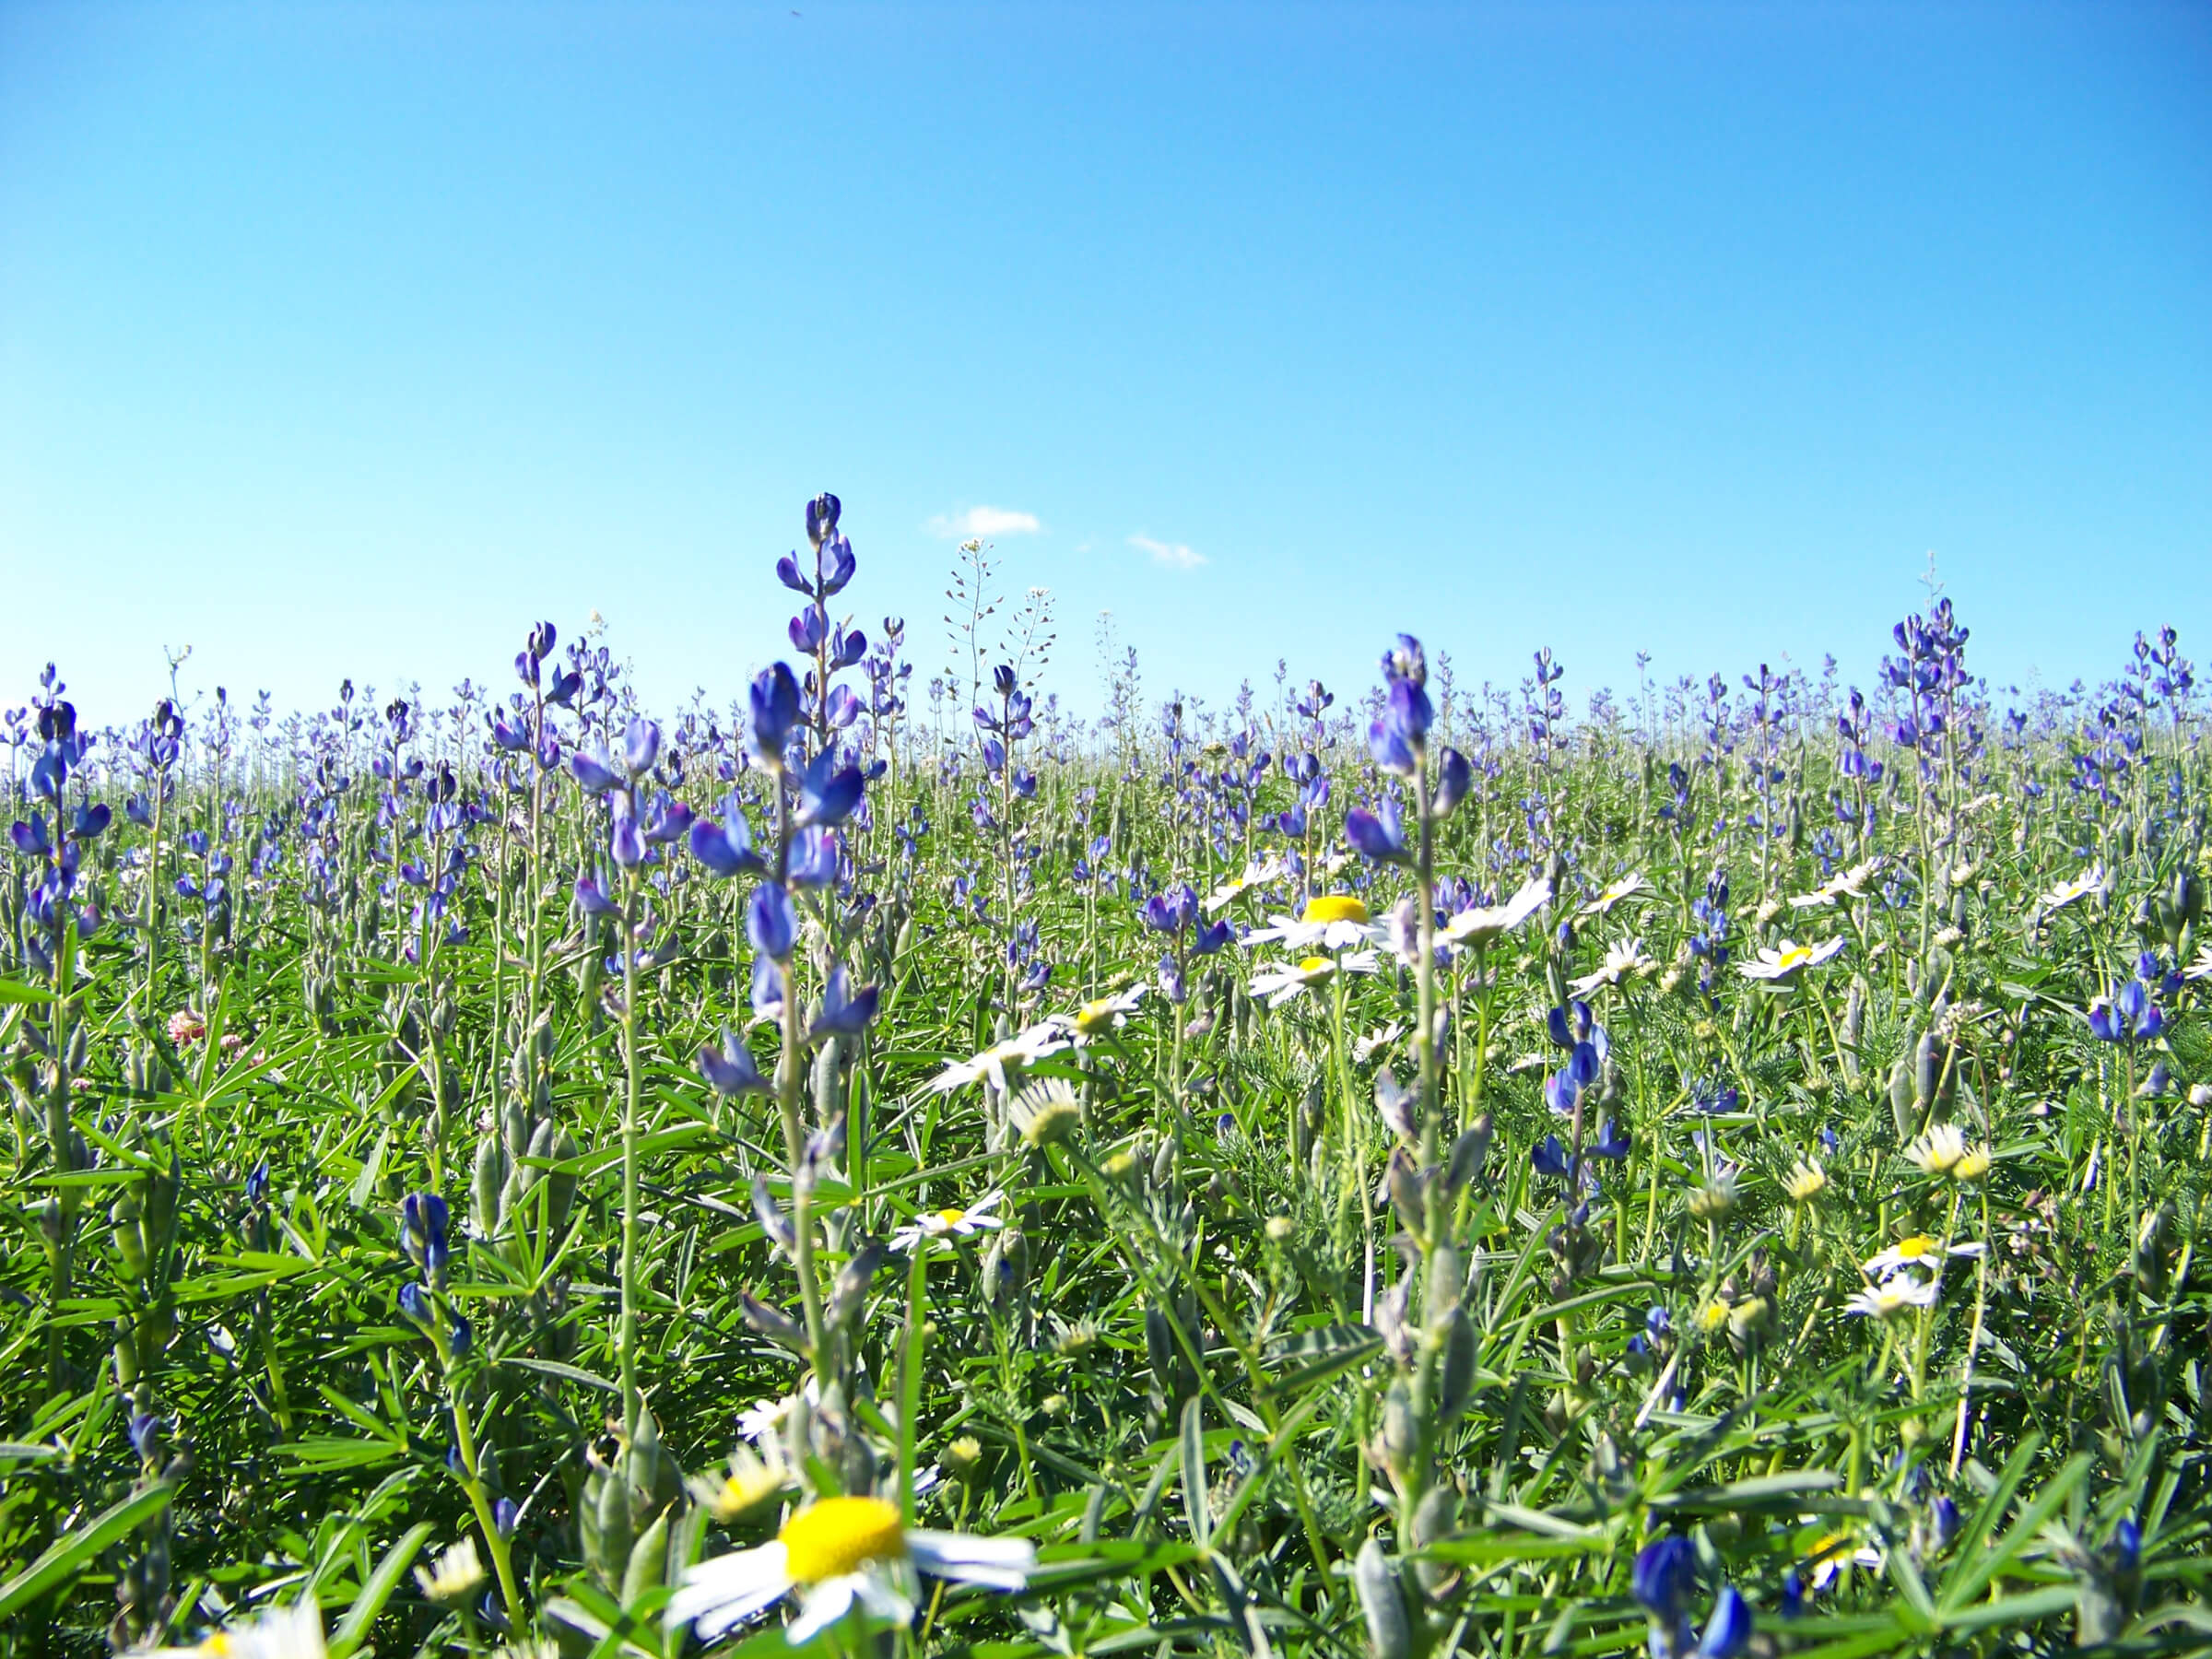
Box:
[7,497,2212,1658]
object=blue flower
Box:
[1631,1536,1696,1623]
[570,750,621,794]
[1590,1117,1630,1160]
[608,811,645,869]
[1532,1135,1572,1179]
[787,826,841,888]
[810,965,880,1040]
[1144,885,1200,935]
[747,881,796,960]
[747,665,802,770]
[398,1281,431,1324]
[1694,1586,1752,1659]
[751,955,785,1021]
[689,797,767,877]
[574,874,619,917]
[1432,747,1471,818]
[699,1030,769,1096]
[1345,800,1409,864]
[789,605,830,653]
[624,716,662,776]
[795,751,863,829]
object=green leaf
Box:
[1179,1395,1209,1547]
[0,1482,171,1622]
[327,1520,432,1659]
[1262,1323,1381,1394]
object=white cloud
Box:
[1130,533,1205,571]
[925,505,1041,539]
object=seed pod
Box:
[112,1188,147,1280]
[1436,1308,1476,1424]
[580,1451,632,1591]
[1446,1114,1493,1194]
[1145,1305,1178,1395]
[473,1135,510,1239]
[1380,1381,1418,1487]
[1354,1538,1411,1659]
[1888,1053,1917,1141]
[546,1128,580,1230]
[1150,1137,1176,1189]
[620,1506,671,1607]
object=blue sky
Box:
[2,1,2206,732]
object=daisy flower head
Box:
[1738,936,1846,984]
[2035,863,2105,919]
[414,1536,486,1606]
[1058,983,1146,1040]
[150,1598,326,1659]
[2183,940,2212,982]
[1789,857,1884,910]
[1009,1077,1082,1148]
[1569,936,1655,995]
[889,1192,1006,1253]
[929,1023,1069,1094]
[1204,853,1292,913]
[1438,874,1552,951]
[1244,892,1374,953]
[1907,1123,1988,1182]
[1578,870,1649,917]
[1248,950,1379,1008]
[689,1438,794,1522]
[1861,1234,1984,1278]
[1844,1273,1941,1320]
[665,1494,1035,1646]
[1783,1159,1828,1202]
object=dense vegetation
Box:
[5,500,2211,1658]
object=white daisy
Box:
[1737,937,1846,983]
[2036,864,2104,917]
[888,1193,1006,1253]
[1906,1124,1989,1182]
[414,1537,486,1606]
[1247,950,1379,1008]
[665,1495,1034,1645]
[735,1379,818,1443]
[689,1439,794,1521]
[1843,1273,1941,1320]
[2183,940,2212,982]
[1568,936,1654,995]
[1861,1235,1984,1277]
[1047,984,1147,1040]
[1578,871,1649,916]
[928,1024,1070,1094]
[1437,875,1552,950]
[1204,854,1292,913]
[1243,893,1376,953]
[1788,858,1884,910]
[150,1599,326,1659]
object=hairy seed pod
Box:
[1354,1538,1411,1659]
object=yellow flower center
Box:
[1301,894,1368,925]
[1075,998,1119,1035]
[779,1496,908,1584]
[1778,946,1813,971]
[1895,1234,1936,1260]
[1297,956,1334,975]
[935,1208,966,1230]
